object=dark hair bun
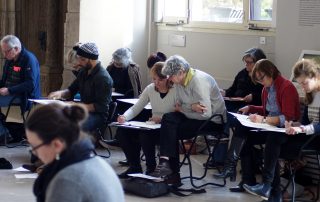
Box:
[147,52,167,68]
[62,105,87,123]
[156,52,167,61]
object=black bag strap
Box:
[168,186,206,197]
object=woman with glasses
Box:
[221,47,266,112]
[26,103,124,202]
[215,59,300,201]
[244,59,320,201]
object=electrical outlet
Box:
[260,37,266,45]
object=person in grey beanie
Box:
[48,42,113,133]
[107,47,141,98]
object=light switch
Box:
[259,37,266,45]
[169,34,186,47]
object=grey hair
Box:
[112,48,132,67]
[0,35,22,50]
[162,55,190,76]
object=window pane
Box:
[164,0,188,18]
[250,0,273,21]
[190,0,244,23]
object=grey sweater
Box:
[45,157,124,202]
[176,69,226,123]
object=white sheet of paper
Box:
[14,173,38,179]
[128,173,163,182]
[28,99,67,105]
[110,121,160,129]
[13,166,30,172]
[229,112,286,133]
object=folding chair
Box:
[3,95,32,147]
[95,101,118,158]
[179,113,227,188]
[280,135,320,202]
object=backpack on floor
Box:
[122,177,206,198]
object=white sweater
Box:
[123,83,177,120]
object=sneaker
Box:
[149,158,173,178]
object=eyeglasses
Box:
[2,47,13,55]
[256,74,266,82]
[28,142,49,155]
[243,60,255,65]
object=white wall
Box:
[156,0,320,89]
[275,0,320,79]
[79,0,149,87]
[157,30,275,89]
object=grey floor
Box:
[0,108,270,201]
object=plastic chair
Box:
[179,113,227,188]
[280,135,320,202]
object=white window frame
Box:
[154,0,276,31]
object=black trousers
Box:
[117,127,159,170]
[233,122,267,184]
[160,112,223,173]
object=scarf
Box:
[33,138,95,202]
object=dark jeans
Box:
[82,112,105,132]
[160,112,223,173]
[117,127,160,170]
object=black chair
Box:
[280,135,320,202]
[179,113,227,188]
[3,95,32,147]
[95,101,118,158]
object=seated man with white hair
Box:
[150,55,227,185]
[0,35,41,137]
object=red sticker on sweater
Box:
[13,66,21,72]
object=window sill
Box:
[156,23,275,36]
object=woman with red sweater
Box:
[215,59,300,201]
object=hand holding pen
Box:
[117,114,126,123]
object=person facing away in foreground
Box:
[149,55,226,186]
[25,103,124,202]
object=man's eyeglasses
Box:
[2,47,13,55]
[28,142,49,155]
[256,74,266,82]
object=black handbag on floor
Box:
[122,177,206,198]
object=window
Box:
[155,0,275,29]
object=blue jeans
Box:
[0,95,21,107]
